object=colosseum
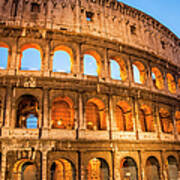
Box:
[0,0,179,179]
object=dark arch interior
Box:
[121,157,138,180]
[16,95,39,128]
[50,159,76,180]
[146,157,160,180]
[168,156,178,180]
[22,162,37,180]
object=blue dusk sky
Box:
[119,0,180,38]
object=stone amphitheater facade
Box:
[0,0,180,179]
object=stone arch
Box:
[12,159,37,180]
[110,57,127,81]
[83,50,102,76]
[159,107,173,134]
[151,67,164,90]
[86,158,110,180]
[52,45,74,73]
[145,156,160,180]
[115,101,133,131]
[139,104,155,132]
[16,94,39,128]
[50,158,76,180]
[167,73,176,94]
[85,98,106,130]
[120,157,138,180]
[175,111,180,134]
[167,155,178,180]
[19,43,43,71]
[51,96,74,129]
[132,61,147,84]
[0,41,10,69]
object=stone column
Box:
[42,151,48,180]
[79,93,85,130]
[43,42,50,77]
[109,95,116,138]
[132,97,141,139]
[147,63,153,89]
[49,51,54,75]
[152,103,159,137]
[42,88,49,138]
[76,43,82,78]
[127,56,133,86]
[163,70,169,93]
[5,86,12,128]
[8,44,16,75]
[155,103,162,139]
[15,50,21,73]
[111,150,116,180]
[138,150,143,180]
[104,48,110,81]
[113,151,121,180]
[79,151,86,180]
[1,151,7,180]
[43,88,49,128]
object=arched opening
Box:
[120,157,138,180]
[110,58,127,81]
[115,101,133,131]
[84,54,98,76]
[175,111,180,134]
[0,46,9,69]
[16,95,39,129]
[87,158,109,180]
[110,59,121,80]
[20,44,42,71]
[132,64,140,83]
[139,105,154,132]
[85,98,106,130]
[132,61,146,84]
[22,162,37,180]
[145,156,160,180]
[167,73,176,94]
[51,97,74,129]
[12,160,37,180]
[151,67,164,89]
[53,50,71,73]
[51,159,75,180]
[167,156,178,180]
[159,108,173,134]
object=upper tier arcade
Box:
[0,0,179,67]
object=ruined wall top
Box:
[0,0,179,66]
